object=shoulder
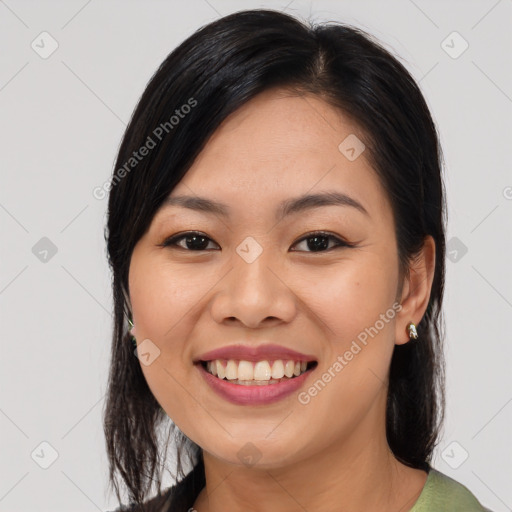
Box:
[410,468,494,512]
[105,466,203,512]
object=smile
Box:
[196,359,318,405]
[201,358,316,384]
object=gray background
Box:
[1,0,511,511]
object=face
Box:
[128,88,408,468]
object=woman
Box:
[103,9,493,512]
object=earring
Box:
[407,321,418,340]
[127,317,137,348]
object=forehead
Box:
[162,88,392,225]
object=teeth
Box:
[204,358,312,382]
[225,359,238,380]
[238,360,254,380]
[284,360,295,378]
[234,379,282,385]
[271,360,284,379]
[254,361,272,380]
[216,360,226,380]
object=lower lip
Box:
[196,362,315,405]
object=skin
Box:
[128,88,436,512]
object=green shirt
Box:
[108,467,494,511]
[410,468,493,511]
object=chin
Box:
[201,436,308,470]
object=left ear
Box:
[395,235,436,345]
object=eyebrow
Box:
[163,191,370,221]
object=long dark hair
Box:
[103,8,446,511]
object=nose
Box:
[209,242,297,329]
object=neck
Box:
[192,400,428,512]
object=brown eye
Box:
[161,230,353,253]
[291,231,352,253]
[162,232,219,251]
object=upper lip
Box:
[194,344,317,363]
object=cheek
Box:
[301,252,398,344]
[129,258,208,340]
[128,257,218,424]
[298,253,398,412]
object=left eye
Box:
[291,232,351,252]
[161,231,352,253]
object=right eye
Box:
[161,231,220,251]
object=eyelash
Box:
[160,230,354,253]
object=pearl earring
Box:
[407,322,418,340]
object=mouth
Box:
[198,358,318,386]
[193,344,319,405]
[195,358,318,405]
